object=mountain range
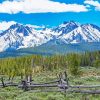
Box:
[0,21,100,56]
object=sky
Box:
[0,0,100,29]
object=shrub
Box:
[67,54,81,76]
[93,60,100,68]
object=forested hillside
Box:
[0,51,100,80]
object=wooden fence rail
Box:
[0,71,100,94]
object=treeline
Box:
[0,51,100,80]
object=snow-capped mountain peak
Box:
[0,23,53,52]
[9,23,33,36]
[52,21,79,34]
[57,23,100,43]
[0,21,100,52]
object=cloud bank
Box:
[0,21,45,31]
[0,0,88,14]
[26,24,45,29]
[84,0,100,11]
[0,21,16,31]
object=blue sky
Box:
[0,0,100,28]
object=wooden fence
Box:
[0,71,100,94]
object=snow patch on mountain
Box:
[0,21,100,52]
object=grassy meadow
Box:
[0,51,100,100]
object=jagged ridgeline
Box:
[0,51,100,79]
[0,21,100,53]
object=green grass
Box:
[0,67,100,100]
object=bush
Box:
[93,60,100,68]
[67,54,80,76]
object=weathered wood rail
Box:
[0,72,100,94]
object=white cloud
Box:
[0,0,88,14]
[26,24,45,29]
[0,21,16,31]
[84,0,100,11]
[0,21,45,31]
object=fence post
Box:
[59,72,67,94]
[64,71,69,87]
[27,75,32,85]
[59,72,63,84]
[22,80,28,91]
[63,71,69,97]
[1,77,5,87]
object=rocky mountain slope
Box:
[0,21,100,52]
